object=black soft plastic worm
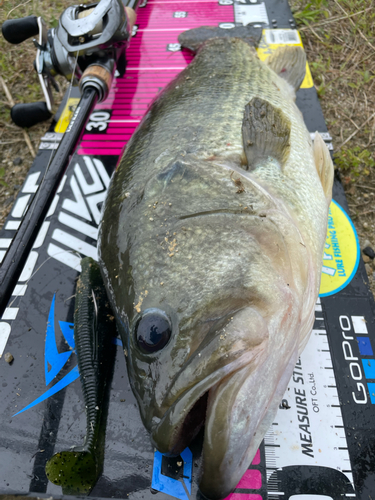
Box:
[45,257,117,495]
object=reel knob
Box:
[11,102,52,128]
[2,16,39,44]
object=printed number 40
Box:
[86,111,111,132]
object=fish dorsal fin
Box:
[265,46,306,92]
[242,97,291,170]
[313,132,334,201]
[178,25,262,52]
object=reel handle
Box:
[11,101,52,128]
[2,16,39,44]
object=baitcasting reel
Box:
[2,0,136,127]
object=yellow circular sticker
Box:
[319,200,359,297]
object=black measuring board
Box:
[1,1,374,499]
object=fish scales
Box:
[104,38,325,253]
[99,36,333,500]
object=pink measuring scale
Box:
[78,0,234,157]
[78,0,262,496]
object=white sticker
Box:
[19,251,38,282]
[22,172,41,194]
[11,194,31,218]
[0,322,11,357]
[167,43,181,52]
[5,221,21,231]
[33,221,50,249]
[51,229,98,261]
[58,212,98,240]
[2,307,19,321]
[0,238,12,248]
[234,2,268,26]
[265,29,300,44]
[218,22,236,29]
[173,11,187,18]
[47,243,82,272]
[310,132,333,142]
[352,315,368,334]
[40,142,59,150]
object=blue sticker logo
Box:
[152,448,193,500]
[14,294,80,416]
[15,294,123,417]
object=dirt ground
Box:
[1,0,375,293]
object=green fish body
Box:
[98,35,333,499]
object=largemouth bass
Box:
[98,28,333,499]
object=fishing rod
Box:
[0,0,141,318]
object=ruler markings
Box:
[264,313,355,493]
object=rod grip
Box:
[2,16,39,44]
[80,64,113,102]
[11,102,52,128]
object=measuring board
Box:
[0,0,375,499]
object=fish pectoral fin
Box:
[313,132,334,202]
[242,97,291,170]
[265,46,306,92]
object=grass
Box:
[335,147,375,176]
[0,166,7,187]
[291,0,375,293]
[293,0,330,24]
[291,0,375,175]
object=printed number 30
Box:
[86,111,111,132]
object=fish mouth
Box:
[161,391,210,457]
[149,307,273,499]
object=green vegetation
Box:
[0,167,7,187]
[335,147,375,176]
[291,0,375,181]
[293,0,329,25]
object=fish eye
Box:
[135,309,172,354]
